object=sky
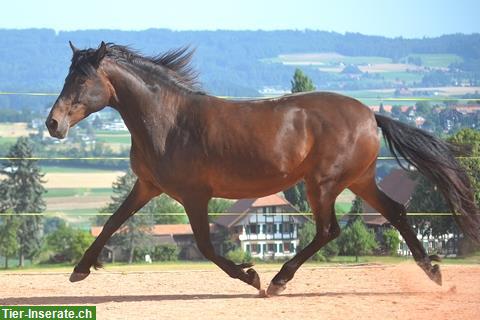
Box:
[0,0,479,38]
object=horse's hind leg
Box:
[267,179,340,295]
[182,194,261,290]
[349,171,442,285]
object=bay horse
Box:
[46,42,479,295]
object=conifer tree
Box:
[0,137,46,266]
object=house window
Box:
[262,224,266,234]
[266,223,276,234]
[251,244,260,254]
[282,222,292,233]
[262,206,277,214]
[278,243,283,253]
[262,244,267,253]
[283,242,290,252]
[246,244,251,252]
[267,243,275,253]
[248,224,259,234]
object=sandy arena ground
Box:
[1,264,479,320]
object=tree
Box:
[448,128,480,207]
[382,228,400,256]
[283,181,310,212]
[350,196,364,214]
[291,68,315,93]
[379,103,387,115]
[0,137,46,267]
[0,214,20,269]
[45,221,94,263]
[415,101,430,116]
[337,218,377,262]
[408,128,480,241]
[208,198,234,222]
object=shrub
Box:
[134,244,179,262]
[383,228,400,256]
[153,244,179,261]
[45,222,94,263]
[225,248,252,264]
[337,218,378,262]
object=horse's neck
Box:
[105,62,211,156]
[107,67,188,151]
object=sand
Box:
[0,264,479,320]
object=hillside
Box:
[0,29,479,109]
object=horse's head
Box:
[46,41,113,139]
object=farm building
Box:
[91,223,220,262]
[215,194,310,260]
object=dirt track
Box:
[1,264,479,320]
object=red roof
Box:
[91,224,217,237]
[251,194,291,207]
[215,194,301,228]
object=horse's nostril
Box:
[47,118,59,132]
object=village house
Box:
[215,194,310,260]
[91,223,220,262]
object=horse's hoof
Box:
[246,268,261,290]
[69,271,90,283]
[266,282,286,296]
[429,264,442,286]
[424,264,442,286]
[258,289,269,298]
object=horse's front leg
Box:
[70,179,161,282]
[183,195,261,291]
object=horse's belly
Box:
[209,165,305,199]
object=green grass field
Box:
[405,53,463,68]
[1,254,478,273]
[380,71,423,83]
[0,136,20,144]
[44,187,112,198]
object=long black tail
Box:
[375,114,480,243]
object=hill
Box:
[0,29,479,108]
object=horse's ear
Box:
[69,41,78,54]
[94,41,107,65]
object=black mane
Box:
[71,43,203,94]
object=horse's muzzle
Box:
[45,117,68,139]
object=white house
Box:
[215,194,310,259]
